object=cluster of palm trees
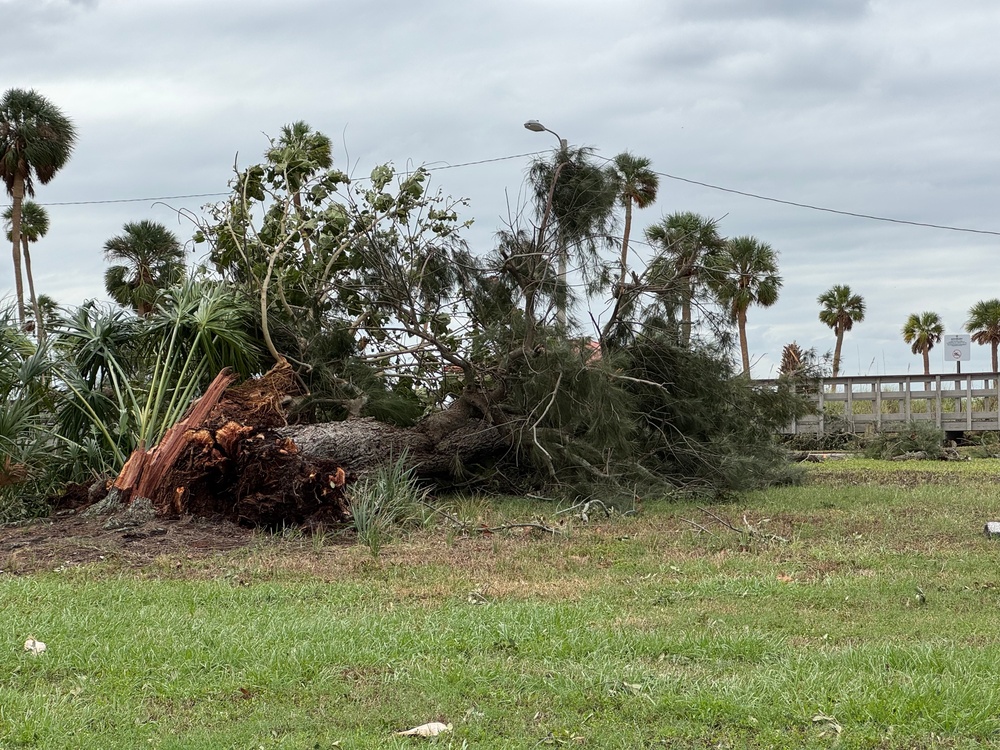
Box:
[1,88,77,339]
[537,148,783,374]
[813,283,1000,377]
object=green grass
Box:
[5,461,1000,747]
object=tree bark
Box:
[279,415,508,478]
[10,178,25,327]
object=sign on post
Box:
[944,334,971,362]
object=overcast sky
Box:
[5,0,1000,377]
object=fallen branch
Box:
[696,506,788,543]
[680,517,714,535]
[419,500,563,536]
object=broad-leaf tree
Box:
[103,220,186,317]
[3,200,48,341]
[644,212,725,345]
[711,236,782,376]
[817,284,865,377]
[196,125,806,494]
[902,311,944,376]
[965,298,1000,372]
[0,88,77,327]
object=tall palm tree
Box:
[644,212,725,345]
[902,311,944,376]
[600,152,658,350]
[266,121,332,255]
[817,284,865,377]
[965,299,1000,373]
[103,220,185,317]
[711,236,782,376]
[529,146,616,326]
[3,200,49,341]
[608,152,658,286]
[0,88,77,327]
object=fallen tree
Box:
[103,362,350,527]
[96,359,512,527]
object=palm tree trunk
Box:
[599,200,634,353]
[21,239,44,344]
[993,342,998,374]
[9,178,26,327]
[922,348,931,376]
[618,200,632,288]
[832,330,844,378]
[739,308,750,376]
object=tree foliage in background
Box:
[0,88,77,327]
[711,236,782,376]
[902,311,944,376]
[818,284,865,378]
[965,298,1000,373]
[3,200,48,341]
[103,220,186,318]
[643,212,726,346]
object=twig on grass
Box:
[681,518,714,535]
[419,500,563,536]
[696,506,788,543]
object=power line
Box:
[41,192,229,207]
[590,153,1000,237]
[22,148,1000,237]
[653,170,1000,237]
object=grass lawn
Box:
[4,459,1000,748]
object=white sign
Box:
[944,334,971,361]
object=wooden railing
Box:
[758,373,1000,435]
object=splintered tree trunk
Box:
[100,361,509,528]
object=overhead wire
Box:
[22,147,1000,237]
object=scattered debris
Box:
[23,638,46,655]
[984,522,1000,539]
[812,713,843,737]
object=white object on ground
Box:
[23,638,46,655]
[394,721,453,737]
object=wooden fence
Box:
[758,373,1000,435]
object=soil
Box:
[0,510,256,574]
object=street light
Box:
[523,119,568,150]
[524,119,570,325]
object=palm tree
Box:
[3,200,49,341]
[103,220,186,317]
[817,284,865,377]
[600,152,658,351]
[644,212,725,345]
[902,312,944,376]
[711,236,782,376]
[266,121,332,255]
[528,146,616,326]
[608,152,658,286]
[0,89,77,327]
[965,299,1000,372]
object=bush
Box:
[861,421,945,460]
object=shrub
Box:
[861,421,945,460]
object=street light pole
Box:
[524,119,569,326]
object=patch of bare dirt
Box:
[0,510,255,574]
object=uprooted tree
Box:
[2,121,809,525]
